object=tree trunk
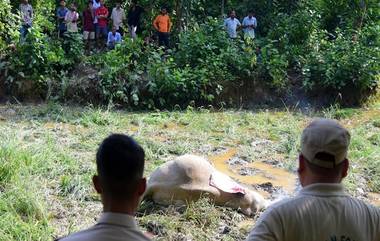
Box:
[175,0,183,32]
[221,0,224,17]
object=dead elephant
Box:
[144,154,268,216]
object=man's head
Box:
[112,26,117,34]
[22,0,28,4]
[116,2,121,9]
[298,118,351,186]
[99,0,105,6]
[248,10,254,18]
[60,0,66,7]
[161,7,167,15]
[230,10,236,19]
[87,0,93,9]
[70,3,77,11]
[93,134,146,207]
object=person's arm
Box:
[242,18,247,29]
[254,18,257,28]
[73,12,79,22]
[168,16,172,32]
[237,19,242,31]
[153,16,159,31]
[64,12,69,22]
[116,33,122,43]
[107,32,112,45]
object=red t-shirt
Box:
[95,6,108,27]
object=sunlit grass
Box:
[0,102,379,240]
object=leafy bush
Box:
[0,0,18,51]
[302,26,379,94]
[92,38,151,106]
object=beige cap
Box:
[301,118,350,168]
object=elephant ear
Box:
[209,171,246,195]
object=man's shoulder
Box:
[57,227,96,241]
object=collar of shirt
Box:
[299,183,348,197]
[97,212,138,229]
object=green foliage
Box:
[0,0,18,51]
[302,26,379,92]
[2,0,379,106]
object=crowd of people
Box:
[54,118,379,241]
[19,0,257,53]
[19,0,172,51]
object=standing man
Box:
[92,0,101,42]
[57,134,151,241]
[95,0,109,49]
[127,1,144,39]
[19,0,33,40]
[153,7,172,48]
[224,10,241,39]
[242,10,257,39]
[64,3,79,33]
[246,118,380,241]
[83,1,95,53]
[111,2,126,36]
[56,0,69,38]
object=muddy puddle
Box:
[209,148,380,207]
[209,148,297,199]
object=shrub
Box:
[302,26,379,94]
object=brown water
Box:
[209,148,297,197]
[209,148,380,207]
[368,192,380,207]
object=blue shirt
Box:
[242,16,257,38]
[224,17,241,38]
[107,32,122,45]
[57,7,69,30]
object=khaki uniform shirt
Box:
[246,183,380,241]
[59,212,151,241]
[111,8,126,30]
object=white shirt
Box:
[59,212,151,241]
[224,17,241,38]
[65,10,79,33]
[246,183,380,241]
[20,3,33,26]
[111,7,126,29]
[242,16,257,38]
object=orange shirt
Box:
[153,14,171,33]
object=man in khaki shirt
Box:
[111,2,126,36]
[247,118,380,241]
[58,134,151,241]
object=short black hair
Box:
[96,134,145,199]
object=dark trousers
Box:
[158,32,169,48]
[58,29,66,38]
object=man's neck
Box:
[102,198,137,216]
[301,176,342,187]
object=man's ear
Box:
[93,175,102,194]
[298,154,306,174]
[341,159,349,178]
[137,177,147,196]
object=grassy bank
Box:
[0,102,379,240]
